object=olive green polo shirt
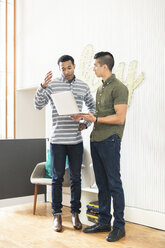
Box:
[90,74,128,142]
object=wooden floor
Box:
[0,202,164,248]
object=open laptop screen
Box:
[51,91,82,116]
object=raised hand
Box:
[42,71,53,88]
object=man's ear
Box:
[73,64,76,69]
[104,64,108,70]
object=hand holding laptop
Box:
[72,112,96,123]
[71,114,84,121]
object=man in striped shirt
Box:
[34,55,95,232]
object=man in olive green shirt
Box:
[72,52,128,242]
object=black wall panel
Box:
[0,139,46,200]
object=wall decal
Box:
[78,44,144,106]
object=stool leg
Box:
[33,184,38,215]
[44,187,47,202]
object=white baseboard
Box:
[0,194,45,208]
[125,206,165,231]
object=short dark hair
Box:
[57,55,74,65]
[94,52,114,71]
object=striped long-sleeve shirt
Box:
[34,76,96,144]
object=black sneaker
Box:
[106,227,125,242]
[83,223,111,233]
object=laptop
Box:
[51,91,85,116]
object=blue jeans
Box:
[91,135,125,228]
[50,142,83,215]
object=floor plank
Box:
[0,202,164,248]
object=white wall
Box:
[16,0,165,230]
[16,88,45,139]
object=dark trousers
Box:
[50,142,83,215]
[91,135,125,228]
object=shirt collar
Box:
[61,75,76,84]
[102,74,116,86]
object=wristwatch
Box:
[40,83,46,89]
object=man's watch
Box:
[41,83,46,89]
